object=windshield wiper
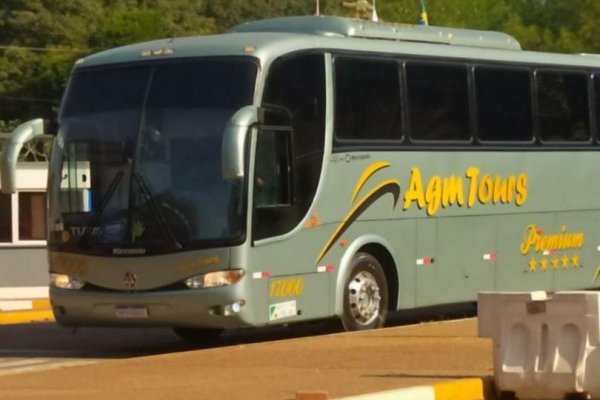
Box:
[79,171,124,246]
[133,172,183,249]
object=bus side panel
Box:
[436,216,496,302]
[415,218,437,307]
[247,230,334,325]
[554,211,600,291]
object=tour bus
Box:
[3,15,600,340]
[0,146,48,298]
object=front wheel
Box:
[341,252,389,331]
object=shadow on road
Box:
[0,302,476,360]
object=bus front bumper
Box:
[50,286,254,329]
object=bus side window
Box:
[595,74,600,141]
[334,57,403,141]
[406,62,471,142]
[536,70,590,143]
[475,66,533,142]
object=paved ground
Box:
[0,318,493,400]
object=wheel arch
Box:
[334,235,399,316]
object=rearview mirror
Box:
[222,106,259,181]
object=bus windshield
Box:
[48,59,257,253]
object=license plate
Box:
[115,306,149,319]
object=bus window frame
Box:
[472,63,536,146]
[534,67,594,146]
[332,54,406,145]
[330,54,600,151]
[591,72,600,144]
[404,59,475,146]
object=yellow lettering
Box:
[399,166,528,215]
[478,174,494,205]
[442,176,465,207]
[269,278,305,298]
[425,176,442,216]
[516,174,528,206]
[520,224,584,255]
[466,167,480,207]
[493,176,516,204]
[50,253,88,275]
[403,168,426,211]
[520,225,539,255]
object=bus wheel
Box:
[172,328,224,343]
[341,252,388,331]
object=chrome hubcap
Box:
[347,270,381,326]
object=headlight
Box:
[185,269,245,289]
[50,273,86,290]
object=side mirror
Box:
[222,106,259,181]
[1,119,45,194]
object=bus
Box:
[3,15,600,340]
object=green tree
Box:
[3,0,600,132]
[204,0,312,32]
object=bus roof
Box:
[230,15,522,51]
[77,16,600,71]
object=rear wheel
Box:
[341,252,389,331]
[172,328,224,343]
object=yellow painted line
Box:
[32,299,51,309]
[0,309,55,325]
[336,378,490,400]
[433,378,485,400]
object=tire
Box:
[341,252,389,331]
[172,328,224,343]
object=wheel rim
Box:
[347,270,382,326]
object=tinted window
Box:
[257,53,326,240]
[595,74,600,140]
[406,63,471,141]
[55,59,258,249]
[537,71,590,142]
[0,194,11,242]
[19,192,47,240]
[476,67,533,141]
[334,57,403,141]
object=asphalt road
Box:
[0,305,486,399]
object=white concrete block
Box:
[478,291,600,400]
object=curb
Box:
[0,298,54,325]
[298,377,494,400]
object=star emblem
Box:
[571,254,580,268]
[561,254,570,269]
[528,257,537,272]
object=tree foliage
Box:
[1,0,600,130]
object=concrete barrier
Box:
[478,291,600,400]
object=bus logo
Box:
[124,272,138,288]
